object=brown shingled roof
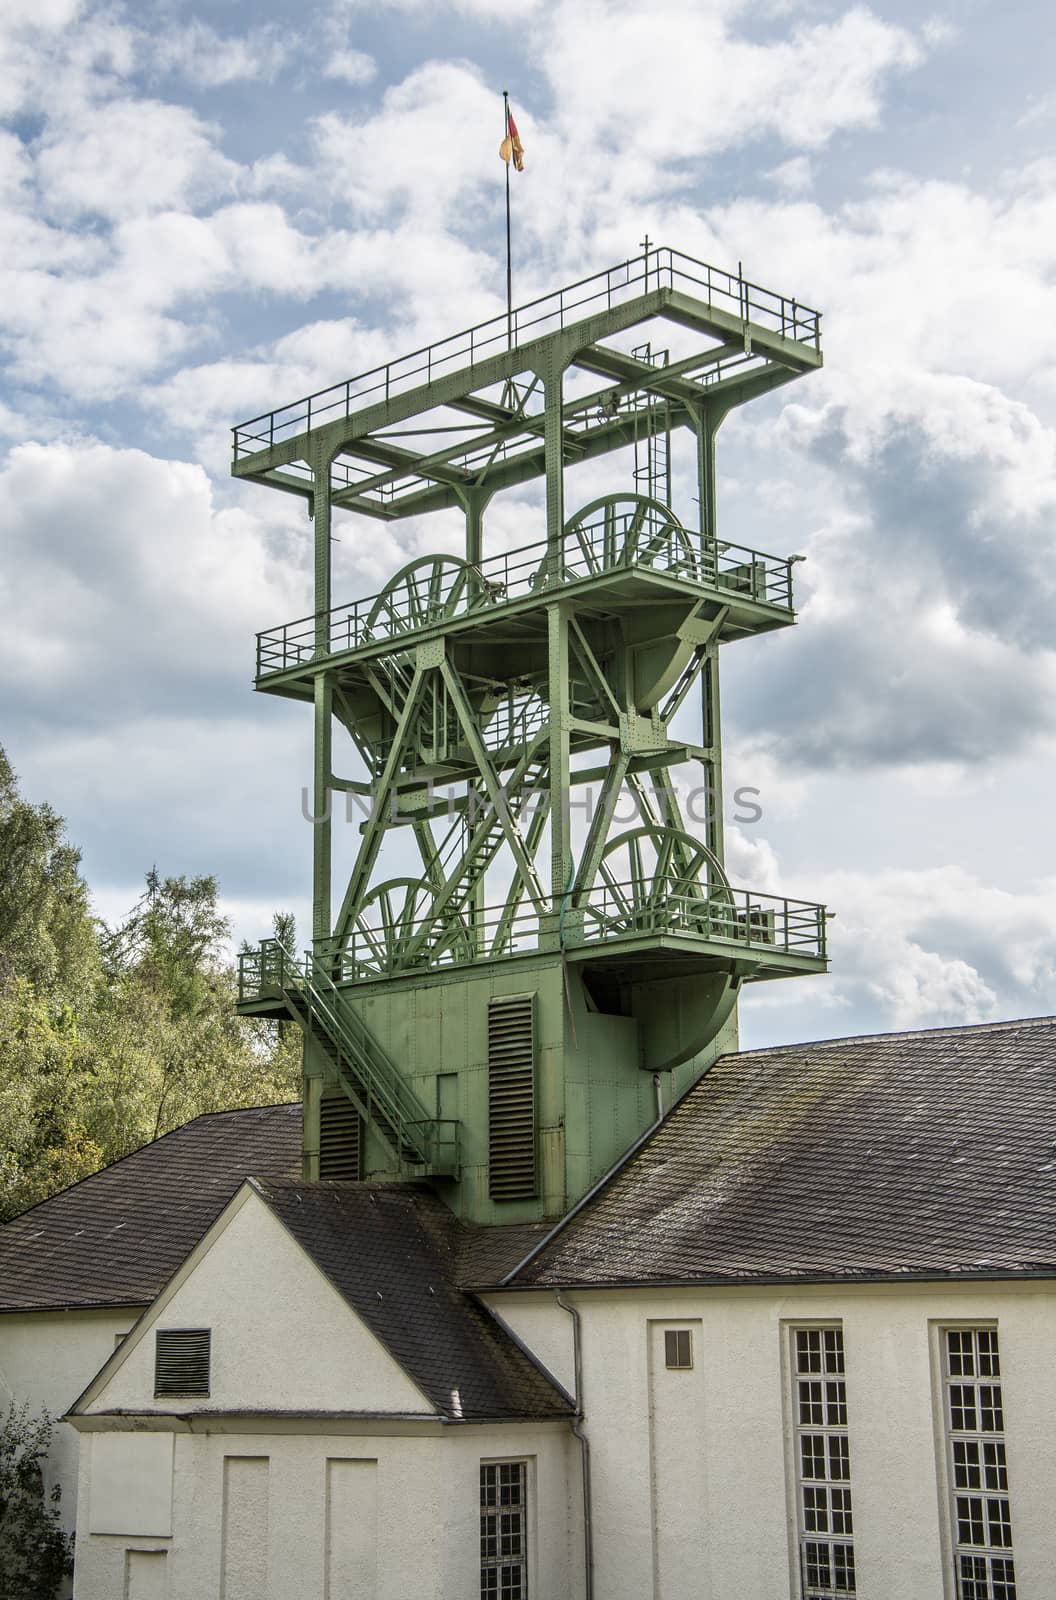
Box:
[509,1016,1056,1288]
[0,1104,302,1312]
[254,1179,572,1422]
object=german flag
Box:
[499,104,525,172]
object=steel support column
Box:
[312,447,334,943]
[548,601,572,916]
[691,406,727,863]
[540,352,568,581]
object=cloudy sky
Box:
[2,0,1054,1049]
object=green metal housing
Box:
[234,245,828,1223]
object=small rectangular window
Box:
[154,1328,211,1397]
[664,1329,693,1370]
[480,1460,528,1599]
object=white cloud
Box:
[544,2,926,160]
[334,0,541,14]
[0,440,309,726]
[0,2,133,121]
[817,863,1056,1029]
[1015,92,1056,128]
[766,155,814,194]
[325,49,377,86]
[151,20,293,88]
[743,853,1056,1042]
[36,98,236,222]
[311,62,499,222]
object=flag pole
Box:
[503,89,513,349]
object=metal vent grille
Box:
[488,994,537,1201]
[154,1328,210,1397]
[319,1094,362,1181]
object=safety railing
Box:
[309,879,827,982]
[232,245,821,459]
[255,508,794,677]
[579,883,826,955]
[362,693,549,777]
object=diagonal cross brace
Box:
[332,662,430,942]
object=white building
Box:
[2,1014,1054,1599]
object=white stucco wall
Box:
[86,1188,429,1416]
[489,1278,1056,1600]
[68,1184,578,1599]
[71,1423,577,1600]
[0,1306,140,1534]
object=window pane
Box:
[979,1386,1004,1433]
[665,1328,692,1369]
[983,1441,1007,1492]
[797,1330,823,1374]
[800,1380,824,1425]
[801,1435,826,1480]
[950,1385,978,1432]
[948,1330,974,1378]
[954,1440,981,1489]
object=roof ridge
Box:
[724,1012,1056,1060]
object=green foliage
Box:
[0,1402,74,1599]
[0,749,301,1221]
[0,749,97,1007]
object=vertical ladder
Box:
[632,341,672,507]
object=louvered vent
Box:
[319,1094,361,1181]
[488,993,537,1200]
[154,1328,210,1397]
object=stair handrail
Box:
[260,937,439,1166]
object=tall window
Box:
[942,1327,1017,1600]
[480,1461,528,1598]
[789,1326,856,1598]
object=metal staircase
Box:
[399,730,550,964]
[239,940,459,1178]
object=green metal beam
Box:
[571,339,748,408]
[328,396,695,521]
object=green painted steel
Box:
[234,243,828,1223]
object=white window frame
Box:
[784,1322,857,1600]
[480,1456,531,1600]
[933,1322,1018,1600]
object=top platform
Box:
[231,246,822,522]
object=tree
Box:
[0,1403,74,1599]
[0,751,102,1219]
[0,748,97,1010]
[0,749,301,1221]
[96,875,301,1142]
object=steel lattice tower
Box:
[236,245,828,1223]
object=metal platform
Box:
[232,245,822,522]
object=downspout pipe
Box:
[555,1290,594,1600]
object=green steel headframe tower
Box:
[236,245,828,1224]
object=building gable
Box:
[75,1184,432,1419]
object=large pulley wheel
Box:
[364,554,473,640]
[346,877,472,974]
[558,493,698,579]
[580,825,730,936]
